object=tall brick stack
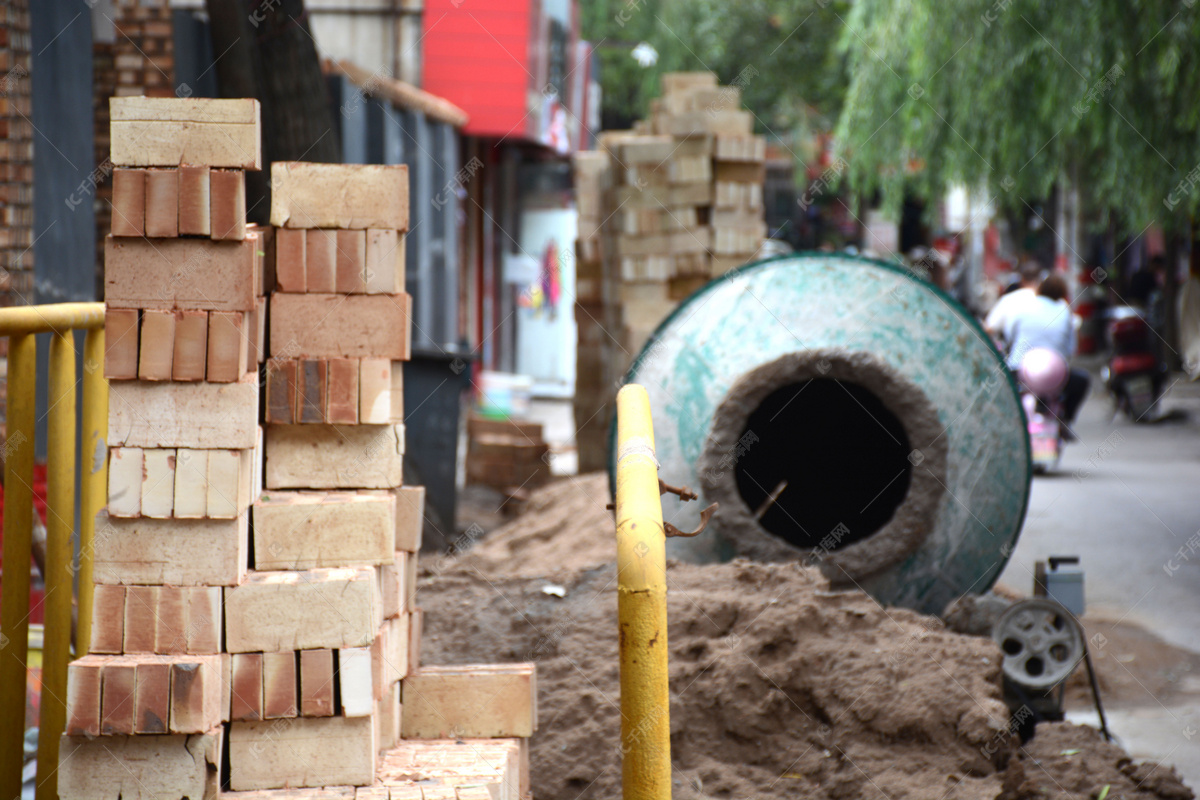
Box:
[572,72,767,471]
[59,98,535,800]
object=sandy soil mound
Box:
[418,556,1193,800]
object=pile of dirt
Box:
[418,557,1193,799]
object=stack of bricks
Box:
[465,415,551,494]
[571,72,767,470]
[0,0,34,312]
[59,97,536,800]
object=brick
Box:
[408,608,422,675]
[326,358,358,424]
[154,586,189,655]
[171,656,223,733]
[400,664,536,739]
[110,96,261,169]
[207,310,247,382]
[100,660,137,735]
[297,359,326,423]
[110,168,145,237]
[144,168,180,237]
[173,448,208,518]
[391,362,405,421]
[270,162,408,230]
[105,232,262,312]
[365,229,404,294]
[58,729,222,800]
[336,229,367,293]
[266,358,298,423]
[253,491,395,570]
[186,586,222,654]
[107,446,142,518]
[230,652,263,722]
[90,585,126,654]
[109,373,259,448]
[229,715,375,791]
[358,358,391,424]
[338,647,373,717]
[207,448,242,518]
[223,567,378,653]
[262,651,298,719]
[388,613,410,684]
[104,308,139,380]
[394,485,425,552]
[95,511,248,586]
[66,656,105,736]
[172,309,208,381]
[134,658,171,733]
[274,227,306,292]
[140,447,176,518]
[305,229,337,293]
[123,586,159,653]
[264,423,404,490]
[300,649,335,717]
[249,295,267,364]
[137,309,175,380]
[178,165,211,236]
[210,168,246,240]
[270,293,412,359]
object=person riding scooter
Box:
[1006,274,1090,439]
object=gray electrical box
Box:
[1043,556,1085,617]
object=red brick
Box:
[104,308,139,380]
[210,169,246,241]
[178,165,211,236]
[262,651,298,719]
[154,586,188,655]
[137,310,175,380]
[145,168,180,238]
[134,658,171,733]
[266,358,298,424]
[336,229,367,293]
[275,227,306,292]
[326,358,359,424]
[170,656,222,733]
[172,309,208,381]
[270,293,412,359]
[100,661,137,735]
[305,229,337,292]
[66,657,105,736]
[230,652,263,722]
[297,359,326,423]
[207,310,247,383]
[123,586,159,653]
[111,168,145,237]
[359,358,391,423]
[90,584,126,654]
[300,649,335,717]
[186,586,222,654]
[104,232,262,312]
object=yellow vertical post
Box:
[614,384,672,800]
[36,331,76,800]
[0,333,36,799]
[76,326,107,655]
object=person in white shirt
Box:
[985,260,1043,346]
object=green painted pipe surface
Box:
[612,253,1031,614]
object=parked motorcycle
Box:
[1101,306,1166,421]
[1017,348,1069,473]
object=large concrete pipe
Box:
[613,253,1031,614]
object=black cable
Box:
[1082,643,1112,742]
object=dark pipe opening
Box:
[734,379,913,551]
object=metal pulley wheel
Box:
[993,598,1084,690]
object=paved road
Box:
[998,367,1200,787]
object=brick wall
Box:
[0,0,34,315]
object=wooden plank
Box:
[229,716,375,791]
[253,491,395,570]
[105,232,262,312]
[299,649,335,717]
[270,162,409,231]
[223,567,378,653]
[108,373,259,449]
[95,511,248,586]
[110,96,261,169]
[58,729,222,800]
[264,424,404,490]
[269,293,412,359]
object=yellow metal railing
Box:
[0,302,107,800]
[614,384,672,800]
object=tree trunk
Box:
[204,0,340,223]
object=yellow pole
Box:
[37,331,76,800]
[77,326,107,655]
[614,384,671,800]
[0,333,36,798]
